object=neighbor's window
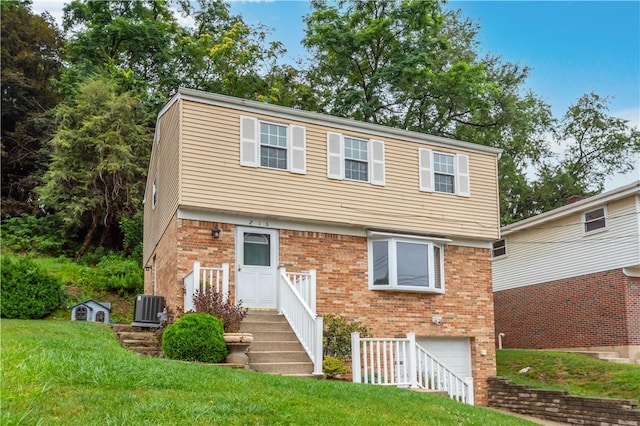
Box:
[584,207,607,233]
[344,136,369,182]
[492,239,507,258]
[370,235,444,293]
[260,122,288,170]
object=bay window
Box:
[369,233,445,293]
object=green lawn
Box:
[497,349,640,400]
[1,320,535,426]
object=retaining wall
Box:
[488,377,639,426]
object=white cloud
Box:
[31,0,66,26]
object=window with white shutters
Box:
[419,148,470,197]
[240,116,306,174]
[326,132,385,186]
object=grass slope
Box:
[497,349,640,400]
[1,320,535,426]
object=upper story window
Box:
[419,148,470,197]
[240,116,306,174]
[152,176,158,208]
[344,137,368,181]
[260,122,288,170]
[433,153,455,193]
[492,239,507,258]
[368,232,445,293]
[327,132,385,186]
[584,206,607,234]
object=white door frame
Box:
[235,226,279,308]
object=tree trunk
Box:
[98,222,111,247]
[77,211,99,258]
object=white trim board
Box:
[177,208,492,248]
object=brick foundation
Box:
[146,216,497,404]
[494,270,640,357]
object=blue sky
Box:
[227,0,640,189]
[33,0,640,189]
[227,1,639,119]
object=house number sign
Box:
[248,219,270,227]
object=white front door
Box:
[236,227,278,308]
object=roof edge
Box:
[168,88,502,156]
[502,180,640,235]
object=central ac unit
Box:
[132,295,165,327]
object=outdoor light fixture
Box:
[212,226,221,239]
[144,265,151,271]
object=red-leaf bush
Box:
[191,289,248,333]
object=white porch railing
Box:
[277,267,323,375]
[183,262,230,313]
[351,332,474,405]
[285,270,317,312]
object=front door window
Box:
[243,233,271,266]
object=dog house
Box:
[71,300,111,323]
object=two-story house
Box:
[492,182,640,363]
[143,88,502,404]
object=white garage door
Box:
[416,338,472,378]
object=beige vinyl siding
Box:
[179,100,499,240]
[493,196,640,291]
[143,101,181,264]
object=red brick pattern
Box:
[494,269,640,349]
[146,218,497,404]
[280,229,496,405]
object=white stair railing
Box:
[351,332,474,405]
[277,267,323,375]
[183,262,229,312]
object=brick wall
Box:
[488,377,640,426]
[494,269,638,349]
[280,229,496,405]
[626,276,640,347]
[147,218,497,405]
[144,214,179,311]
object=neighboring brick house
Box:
[492,182,640,363]
[143,88,502,404]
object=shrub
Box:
[0,214,68,256]
[0,255,64,319]
[161,312,228,363]
[323,356,348,379]
[323,314,371,361]
[119,212,143,261]
[82,253,143,295]
[192,289,248,333]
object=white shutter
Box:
[240,116,259,167]
[456,154,470,197]
[419,148,433,192]
[327,132,344,179]
[289,125,306,174]
[369,139,385,186]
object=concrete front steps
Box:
[112,324,162,357]
[567,350,631,364]
[240,310,316,377]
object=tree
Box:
[525,93,640,215]
[302,0,554,224]
[36,75,151,257]
[554,93,640,191]
[1,1,64,217]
